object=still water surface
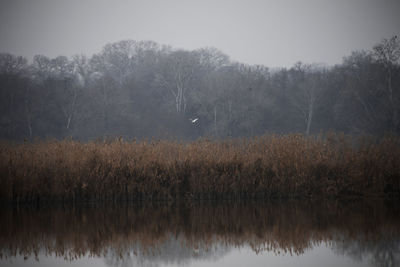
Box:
[1,200,399,267]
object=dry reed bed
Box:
[1,133,399,202]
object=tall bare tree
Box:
[373,36,400,131]
[289,62,326,135]
[155,50,199,114]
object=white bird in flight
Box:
[189,118,199,123]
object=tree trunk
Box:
[305,100,314,136]
[305,83,316,136]
[214,105,218,137]
[387,67,398,131]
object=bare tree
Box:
[0,53,27,75]
[0,53,30,139]
[155,50,199,114]
[289,62,326,135]
[373,36,400,131]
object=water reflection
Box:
[333,232,400,267]
[103,234,230,267]
[1,200,399,267]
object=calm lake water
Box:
[1,200,399,267]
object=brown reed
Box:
[0,133,399,203]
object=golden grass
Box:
[1,133,399,203]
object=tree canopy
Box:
[1,37,399,141]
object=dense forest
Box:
[1,36,399,141]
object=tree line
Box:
[0,36,399,141]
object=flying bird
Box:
[189,118,199,124]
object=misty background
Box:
[0,0,399,141]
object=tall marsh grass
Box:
[1,133,399,203]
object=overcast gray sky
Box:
[0,0,399,67]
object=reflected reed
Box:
[1,200,399,262]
